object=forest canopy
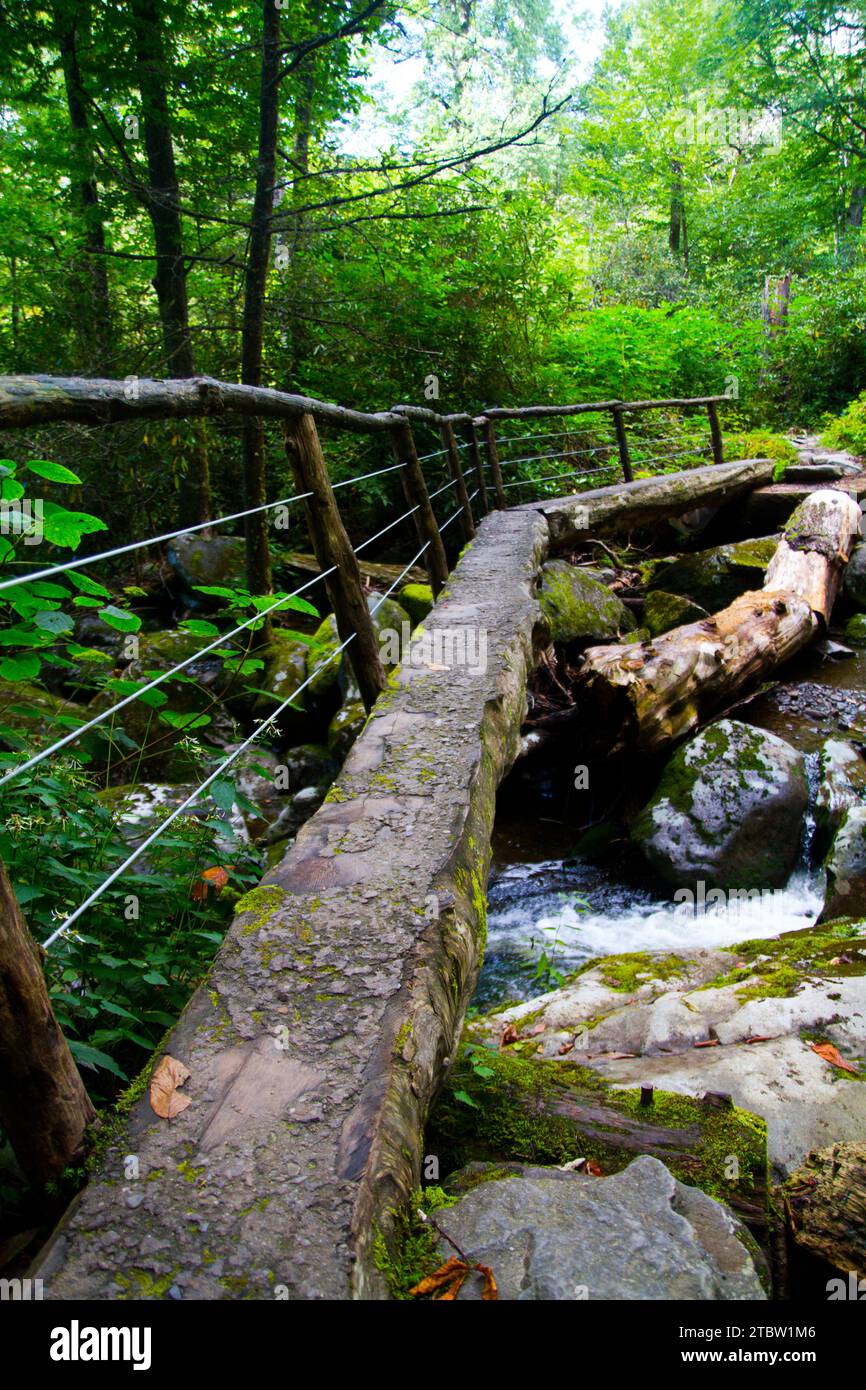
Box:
[1,0,865,528]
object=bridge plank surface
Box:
[32,508,548,1301]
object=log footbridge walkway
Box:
[0,376,777,1297]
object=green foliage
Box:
[822,391,866,458]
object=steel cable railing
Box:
[41,537,432,950]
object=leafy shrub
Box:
[821,391,866,457]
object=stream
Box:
[475,641,866,1011]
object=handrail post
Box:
[388,418,449,595]
[611,405,633,482]
[482,418,507,508]
[706,400,724,466]
[463,420,489,514]
[440,420,475,542]
[283,413,386,712]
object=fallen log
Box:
[576,489,862,756]
[522,458,777,549]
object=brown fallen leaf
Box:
[528,1022,546,1036]
[745,1035,774,1044]
[585,1160,603,1176]
[410,1256,498,1301]
[811,1041,859,1074]
[150,1054,192,1119]
[202,865,231,890]
[500,1024,521,1047]
[693,1039,720,1048]
[558,1041,574,1055]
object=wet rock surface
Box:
[631,719,808,891]
[435,1156,767,1300]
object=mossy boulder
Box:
[305,593,411,701]
[631,718,808,890]
[643,589,709,637]
[167,532,245,595]
[820,805,866,922]
[843,543,866,610]
[844,613,866,646]
[538,560,635,643]
[814,739,866,857]
[399,582,434,626]
[250,631,312,729]
[644,536,779,611]
[0,679,99,759]
[327,701,366,761]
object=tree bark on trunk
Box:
[239,0,282,601]
[0,858,96,1185]
[286,62,315,388]
[131,0,211,526]
[53,1,113,372]
[576,490,861,756]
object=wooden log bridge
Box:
[31,455,794,1300]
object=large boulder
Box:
[631,719,808,891]
[305,593,411,702]
[167,532,245,594]
[643,589,708,637]
[842,542,866,609]
[645,536,779,611]
[398,582,433,626]
[820,805,866,922]
[814,739,866,857]
[434,1156,766,1300]
[538,561,634,643]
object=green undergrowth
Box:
[567,950,688,992]
[373,1185,458,1300]
[699,920,866,998]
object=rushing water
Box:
[475,641,865,1010]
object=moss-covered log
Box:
[427,1046,770,1233]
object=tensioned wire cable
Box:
[0,459,410,594]
[0,497,425,787]
[42,540,432,951]
[0,566,337,789]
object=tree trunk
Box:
[239,0,282,600]
[286,62,315,388]
[0,858,96,1185]
[669,159,684,256]
[53,1,113,373]
[576,489,862,756]
[131,0,211,526]
[761,273,791,332]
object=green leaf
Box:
[34,610,75,634]
[180,618,220,637]
[453,1089,479,1109]
[66,571,110,598]
[26,459,83,485]
[0,653,40,680]
[158,709,211,730]
[97,604,141,633]
[142,970,169,986]
[67,1040,127,1079]
[42,511,107,549]
[209,776,236,813]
